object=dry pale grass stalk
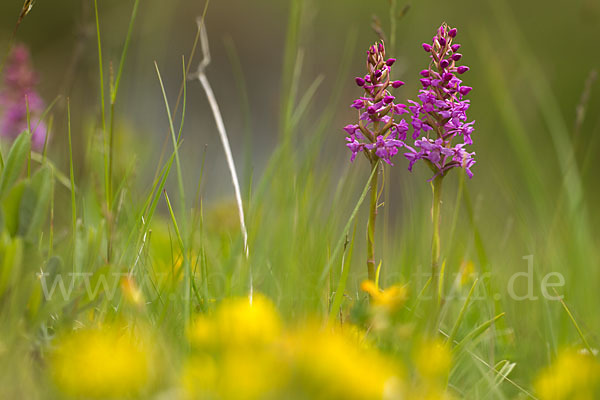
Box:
[192,19,252,299]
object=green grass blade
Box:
[93,0,109,209]
[67,100,77,241]
[452,312,506,355]
[0,132,31,199]
[111,0,141,103]
[327,222,357,326]
[319,164,378,284]
[25,165,53,243]
[155,62,186,219]
[447,278,479,345]
[554,289,594,356]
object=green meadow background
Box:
[0,0,599,398]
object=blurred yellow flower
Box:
[413,338,452,379]
[407,338,454,399]
[148,218,184,282]
[361,280,408,312]
[182,349,289,400]
[121,275,144,306]
[184,294,288,399]
[188,294,281,349]
[534,349,600,400]
[290,323,404,399]
[50,325,151,398]
[458,260,475,287]
[185,294,408,399]
[181,354,219,398]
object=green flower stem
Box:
[366,161,379,282]
[431,174,443,306]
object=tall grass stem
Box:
[366,162,379,282]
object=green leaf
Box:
[2,181,26,236]
[0,132,31,199]
[24,166,53,242]
[0,233,23,297]
[17,185,36,237]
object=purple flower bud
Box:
[440,59,450,69]
[457,66,470,74]
[392,80,405,88]
[375,69,383,78]
[386,58,396,66]
[420,69,430,77]
[458,86,472,96]
[365,75,371,82]
[438,26,445,36]
[422,43,432,52]
[438,37,447,46]
[351,99,363,109]
[451,53,462,61]
[343,124,358,135]
[355,77,365,86]
[451,44,461,52]
[393,103,407,115]
[367,105,377,114]
[448,28,457,38]
[378,42,384,52]
[383,95,395,104]
[420,78,431,88]
[443,72,454,81]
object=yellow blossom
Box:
[120,275,144,306]
[290,323,404,399]
[534,349,600,400]
[458,260,476,287]
[184,294,287,399]
[361,280,408,312]
[188,294,281,349]
[413,338,453,379]
[50,325,151,398]
[182,349,289,400]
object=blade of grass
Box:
[110,0,141,104]
[319,163,379,283]
[93,0,108,208]
[452,312,506,355]
[553,288,594,356]
[327,222,357,326]
[193,20,249,264]
[164,190,190,321]
[154,62,186,216]
[440,329,539,399]
[447,278,479,344]
[289,74,325,129]
[67,99,76,245]
[0,131,31,199]
[223,37,254,193]
[279,0,303,141]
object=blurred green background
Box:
[1,0,600,390]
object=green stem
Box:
[366,161,379,282]
[431,175,443,305]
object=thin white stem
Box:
[193,19,252,300]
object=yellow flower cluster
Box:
[411,338,455,400]
[534,349,600,400]
[360,280,408,313]
[183,294,405,400]
[50,324,152,398]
